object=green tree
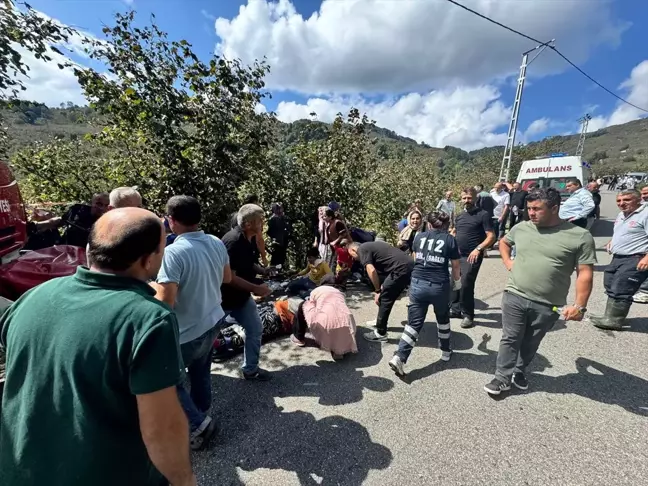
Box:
[0,0,75,156]
[243,109,375,263]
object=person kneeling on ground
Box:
[389,211,461,376]
[287,247,333,295]
[290,284,358,360]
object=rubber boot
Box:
[590,298,632,331]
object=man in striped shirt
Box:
[558,178,595,228]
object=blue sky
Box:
[19,0,648,150]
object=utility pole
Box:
[575,113,591,157]
[499,40,555,182]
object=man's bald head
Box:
[88,208,165,277]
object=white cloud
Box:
[587,60,648,132]
[216,0,627,94]
[274,85,514,151]
[524,118,550,138]
[8,46,86,106]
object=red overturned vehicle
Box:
[0,160,86,303]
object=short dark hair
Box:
[88,218,162,271]
[167,196,201,226]
[325,209,336,218]
[307,247,320,258]
[474,184,484,191]
[462,187,477,196]
[566,178,582,187]
[526,187,562,208]
[243,194,259,205]
[427,210,450,229]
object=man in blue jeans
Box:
[153,196,231,451]
[389,211,461,376]
[221,204,273,381]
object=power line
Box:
[445,0,648,114]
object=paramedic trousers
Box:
[396,278,451,363]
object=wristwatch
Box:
[476,246,484,252]
[573,305,587,314]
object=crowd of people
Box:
[0,178,647,485]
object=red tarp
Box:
[0,246,86,300]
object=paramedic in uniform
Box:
[590,190,648,330]
[559,178,595,228]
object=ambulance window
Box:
[547,177,571,199]
[520,179,540,190]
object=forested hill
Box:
[2,100,647,174]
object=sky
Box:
[12,0,648,151]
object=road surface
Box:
[196,191,648,486]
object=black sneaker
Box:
[243,368,272,381]
[512,372,528,390]
[460,317,474,329]
[190,417,218,451]
[363,330,388,343]
[484,378,511,396]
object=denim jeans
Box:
[177,323,223,432]
[224,296,263,374]
[396,278,451,363]
[287,276,317,295]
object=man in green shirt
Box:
[484,188,596,396]
[1,208,195,486]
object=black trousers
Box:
[450,255,483,319]
[270,243,288,266]
[604,254,648,302]
[376,268,413,335]
[571,218,587,229]
[293,302,308,340]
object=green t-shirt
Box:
[0,267,184,486]
[505,221,597,306]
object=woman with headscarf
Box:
[290,284,358,360]
[397,209,423,253]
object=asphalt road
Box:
[196,191,648,486]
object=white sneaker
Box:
[441,350,452,362]
[633,291,648,304]
[389,355,406,376]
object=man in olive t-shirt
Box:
[484,188,596,396]
[0,208,196,486]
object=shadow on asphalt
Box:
[198,334,393,484]
[402,334,552,385]
[590,218,614,238]
[529,357,648,417]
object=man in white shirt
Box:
[490,182,510,240]
[436,190,456,226]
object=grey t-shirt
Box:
[610,205,648,255]
[505,221,597,306]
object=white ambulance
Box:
[516,154,592,200]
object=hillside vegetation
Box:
[2,6,647,261]
[4,100,647,178]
